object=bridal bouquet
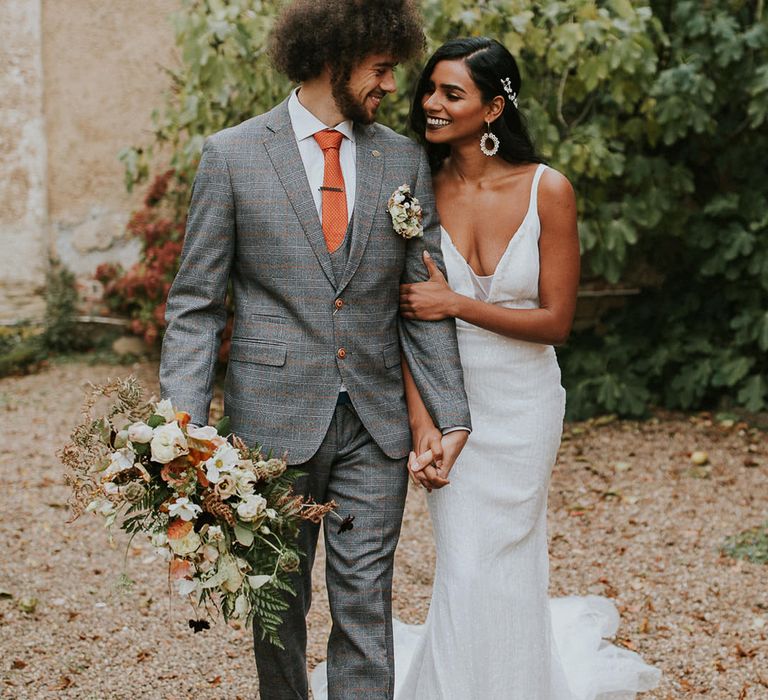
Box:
[61,377,341,647]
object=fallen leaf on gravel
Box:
[615,637,637,651]
[52,675,73,690]
[208,675,222,686]
[11,660,26,669]
[735,643,757,658]
[17,596,37,614]
[136,650,152,662]
[738,683,749,699]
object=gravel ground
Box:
[0,360,766,699]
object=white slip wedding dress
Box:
[311,164,660,700]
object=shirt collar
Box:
[288,88,355,143]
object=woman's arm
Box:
[400,170,580,345]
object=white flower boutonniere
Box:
[387,184,423,239]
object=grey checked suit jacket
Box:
[160,98,471,464]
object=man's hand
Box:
[410,429,469,490]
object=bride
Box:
[313,37,660,699]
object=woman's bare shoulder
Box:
[538,166,575,205]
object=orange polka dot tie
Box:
[313,129,348,253]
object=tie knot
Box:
[314,128,344,151]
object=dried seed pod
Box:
[202,490,236,527]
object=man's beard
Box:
[331,72,381,125]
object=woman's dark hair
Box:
[410,37,543,171]
[269,0,425,85]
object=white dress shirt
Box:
[288,88,356,221]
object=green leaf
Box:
[737,375,768,412]
[234,524,254,547]
[215,415,231,437]
[147,414,166,428]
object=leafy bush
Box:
[1,261,96,377]
[108,0,768,418]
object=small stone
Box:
[690,450,709,466]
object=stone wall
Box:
[0,0,179,322]
[0,0,48,321]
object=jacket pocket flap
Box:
[382,343,401,369]
[230,339,287,367]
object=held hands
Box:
[408,429,469,491]
[400,250,456,321]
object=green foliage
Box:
[722,522,768,564]
[1,260,96,377]
[114,0,768,418]
[0,325,44,377]
[42,261,91,354]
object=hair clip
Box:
[500,77,518,108]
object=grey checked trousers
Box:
[253,402,409,700]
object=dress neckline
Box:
[440,163,546,284]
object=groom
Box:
[160,1,470,698]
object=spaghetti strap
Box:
[527,163,548,218]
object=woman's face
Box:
[420,59,492,146]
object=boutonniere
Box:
[387,184,423,239]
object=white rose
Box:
[231,467,257,497]
[236,494,268,523]
[150,421,188,464]
[187,425,219,441]
[153,398,176,422]
[127,421,154,444]
[103,447,136,479]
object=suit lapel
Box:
[337,124,384,295]
[263,101,336,288]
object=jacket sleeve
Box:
[398,147,472,432]
[159,137,235,425]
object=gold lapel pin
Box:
[371,149,381,157]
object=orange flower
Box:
[169,557,192,580]
[175,411,191,429]
[167,518,193,541]
[160,455,191,486]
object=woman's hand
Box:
[400,250,457,321]
[408,422,446,491]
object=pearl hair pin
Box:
[500,77,519,108]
